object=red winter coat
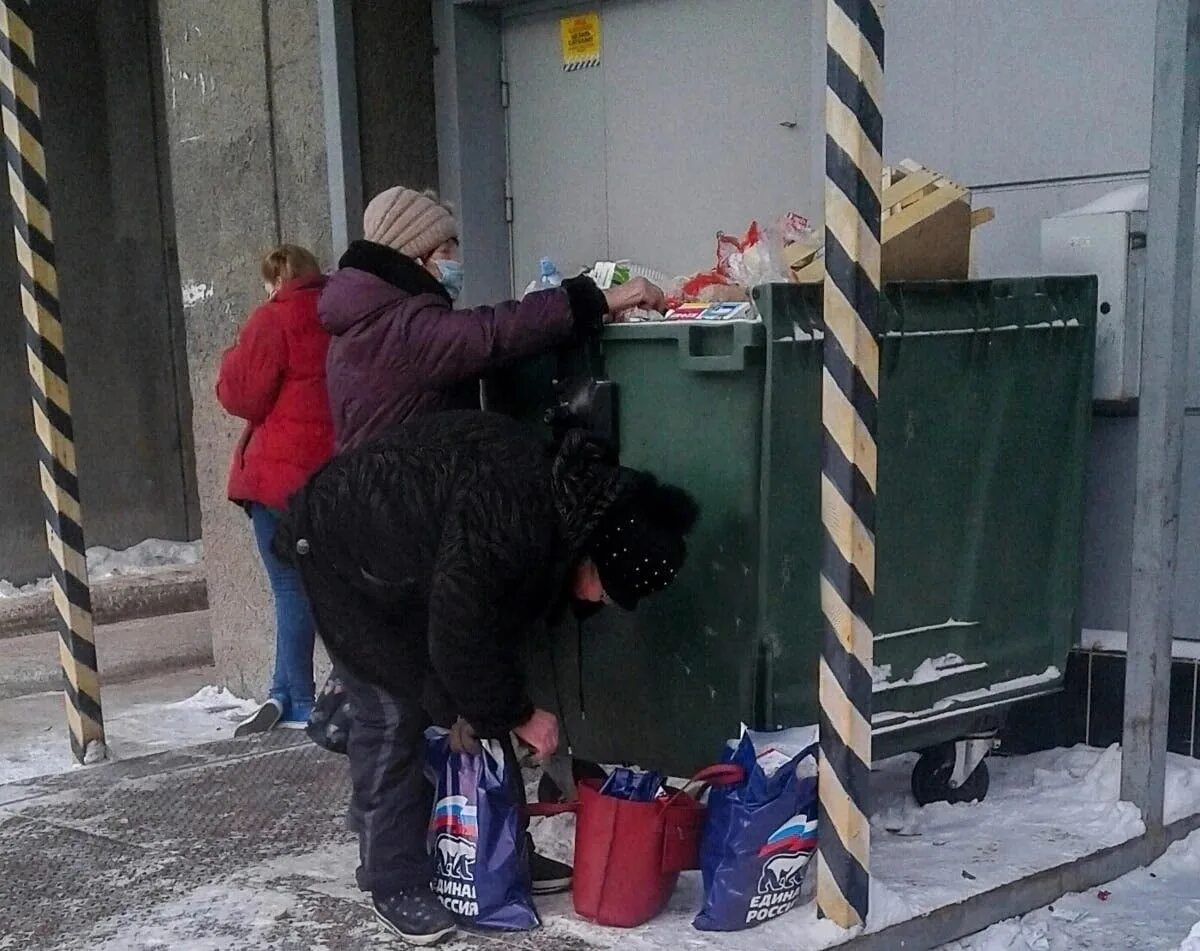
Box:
[217,275,335,512]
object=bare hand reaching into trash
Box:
[512,707,560,761]
[449,716,482,756]
[602,277,666,318]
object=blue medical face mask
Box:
[434,259,464,301]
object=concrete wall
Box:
[0,0,198,585]
[156,0,333,695]
[158,0,438,695]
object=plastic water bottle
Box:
[525,257,563,296]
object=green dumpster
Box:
[508,277,1096,777]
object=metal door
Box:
[502,0,815,288]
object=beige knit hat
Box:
[362,186,459,260]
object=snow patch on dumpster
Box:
[876,617,980,641]
[873,653,988,692]
[874,665,1062,728]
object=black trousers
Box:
[298,550,529,898]
[342,665,435,894]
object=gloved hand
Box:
[448,716,481,756]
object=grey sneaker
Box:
[234,699,284,738]
[373,888,457,946]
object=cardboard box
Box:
[792,160,993,284]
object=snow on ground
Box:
[86,883,318,951]
[0,537,202,597]
[943,829,1200,951]
[0,683,256,785]
[98,742,1198,951]
[522,744,1200,949]
[869,745,1145,916]
[6,687,1200,950]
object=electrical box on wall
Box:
[1041,211,1147,403]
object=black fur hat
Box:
[586,475,700,610]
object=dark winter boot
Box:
[527,834,573,895]
[372,888,457,946]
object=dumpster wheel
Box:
[911,743,991,806]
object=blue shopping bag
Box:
[426,730,539,931]
[598,766,667,802]
[693,726,820,931]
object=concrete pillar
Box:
[155,0,330,696]
[156,0,438,696]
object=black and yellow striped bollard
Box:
[817,0,884,929]
[0,1,105,764]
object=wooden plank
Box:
[883,184,967,242]
[972,206,996,228]
[883,168,939,210]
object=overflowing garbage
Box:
[548,159,991,324]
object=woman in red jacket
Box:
[217,244,334,735]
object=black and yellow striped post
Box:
[0,2,105,764]
[817,0,883,929]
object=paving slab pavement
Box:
[0,732,601,951]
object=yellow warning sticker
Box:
[560,12,601,71]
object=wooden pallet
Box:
[793,160,993,284]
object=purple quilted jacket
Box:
[319,241,604,450]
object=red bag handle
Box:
[666,763,746,808]
[524,801,578,818]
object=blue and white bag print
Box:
[425,729,539,931]
[693,725,820,931]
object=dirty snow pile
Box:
[945,828,1200,950]
[0,537,201,597]
[0,685,256,785]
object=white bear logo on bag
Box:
[431,795,480,917]
[758,851,809,893]
[745,814,818,924]
[436,835,476,882]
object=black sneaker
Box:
[373,888,457,946]
[530,848,573,896]
[234,699,283,738]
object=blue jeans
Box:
[250,503,316,720]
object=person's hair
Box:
[261,244,321,285]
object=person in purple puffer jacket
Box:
[320,186,664,451]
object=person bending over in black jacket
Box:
[276,409,698,946]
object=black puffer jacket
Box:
[278,410,634,737]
